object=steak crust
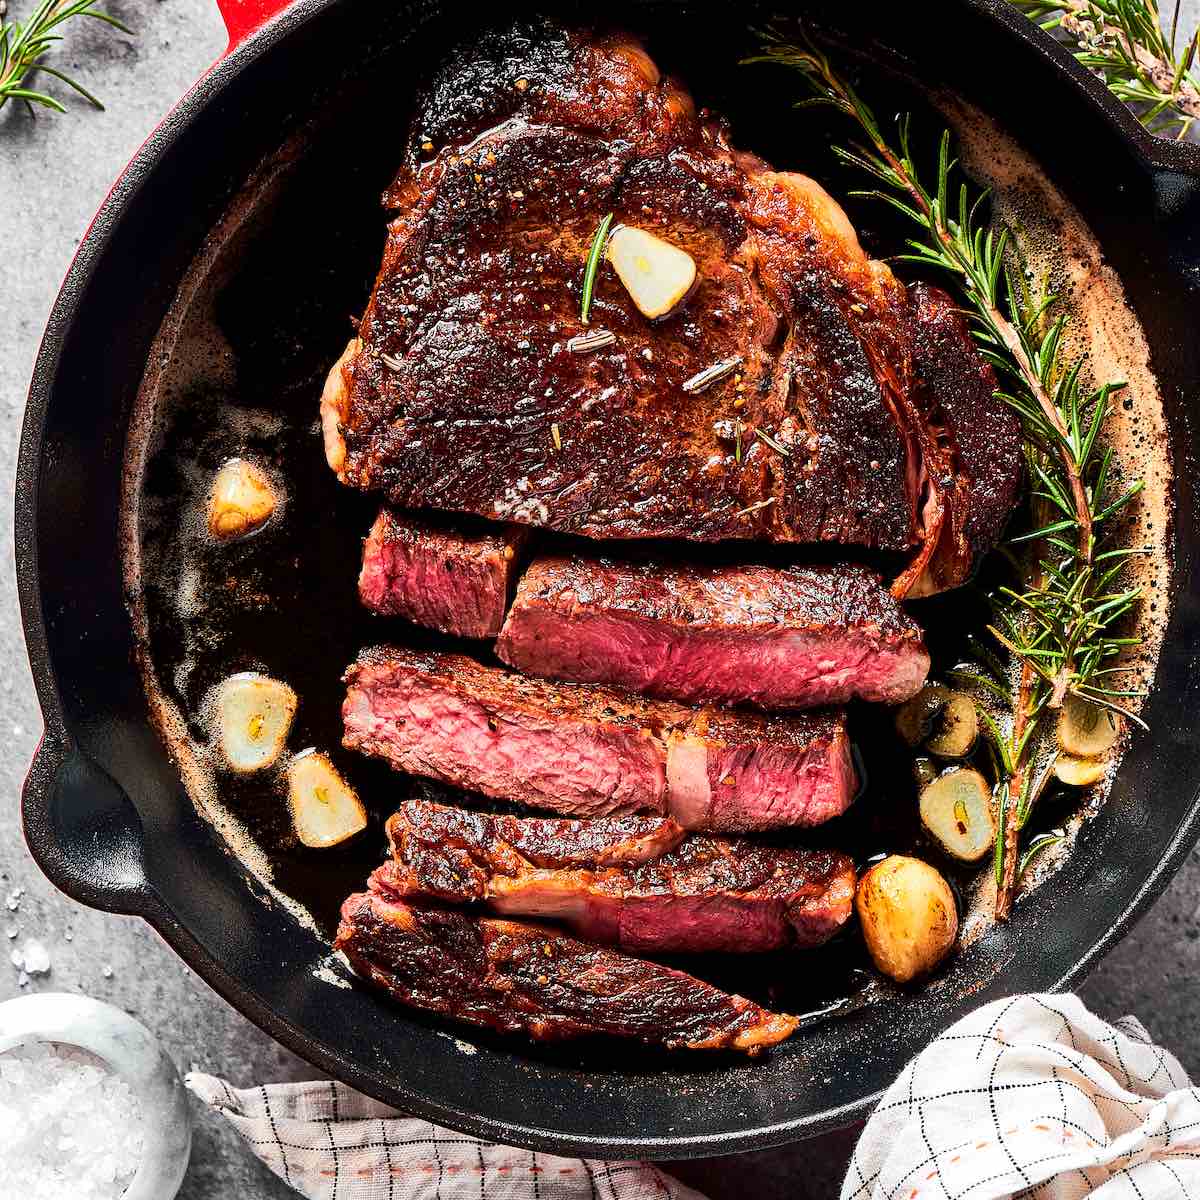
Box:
[496,556,930,707]
[336,890,798,1052]
[374,799,856,952]
[322,21,923,552]
[342,646,857,829]
[897,284,1024,596]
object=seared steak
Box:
[895,285,1024,596]
[359,508,526,637]
[321,22,1020,586]
[496,557,929,707]
[336,890,797,1052]
[388,803,688,875]
[374,799,856,952]
[342,647,856,829]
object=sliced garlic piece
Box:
[1054,755,1107,787]
[1057,695,1119,758]
[215,672,297,773]
[286,750,367,848]
[918,768,995,863]
[606,225,696,319]
[925,692,978,759]
[208,458,276,541]
[894,684,950,747]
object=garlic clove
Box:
[1057,695,1119,758]
[1054,755,1107,787]
[918,767,995,862]
[208,458,276,541]
[606,225,696,319]
[286,750,367,848]
[215,672,297,773]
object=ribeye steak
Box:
[496,556,929,707]
[336,891,797,1052]
[342,647,856,829]
[320,22,1021,593]
[359,508,527,638]
[373,799,856,953]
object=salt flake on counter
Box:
[11,939,51,976]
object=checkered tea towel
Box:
[186,1072,705,1200]
[188,993,1200,1200]
[845,993,1200,1199]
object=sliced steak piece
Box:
[496,557,929,708]
[336,890,797,1052]
[321,21,925,553]
[374,799,856,953]
[358,508,527,638]
[342,647,856,829]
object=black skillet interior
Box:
[16,0,1200,1158]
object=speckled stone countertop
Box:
[2,3,1198,1196]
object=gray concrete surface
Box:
[1,3,1198,1198]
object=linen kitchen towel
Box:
[845,993,1200,1199]
[189,993,1200,1200]
[186,1071,705,1200]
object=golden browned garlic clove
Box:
[855,855,959,984]
[286,750,367,848]
[1054,755,1107,787]
[215,672,298,773]
[1057,695,1120,758]
[924,692,978,758]
[208,458,276,541]
[894,684,950,747]
[606,225,696,319]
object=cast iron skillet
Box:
[14,0,1200,1159]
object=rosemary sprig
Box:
[1010,0,1200,139]
[580,212,614,324]
[0,0,132,115]
[748,32,1145,919]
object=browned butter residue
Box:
[944,100,1173,941]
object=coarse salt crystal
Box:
[5,887,23,911]
[11,939,51,976]
[21,939,52,975]
[0,1043,144,1200]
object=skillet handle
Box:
[21,734,160,919]
[215,0,296,53]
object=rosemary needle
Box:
[580,213,614,324]
[754,428,791,457]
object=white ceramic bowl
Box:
[0,992,192,1199]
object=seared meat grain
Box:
[359,508,526,638]
[497,557,929,707]
[336,890,798,1052]
[321,22,1019,589]
[374,799,857,953]
[342,647,857,829]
